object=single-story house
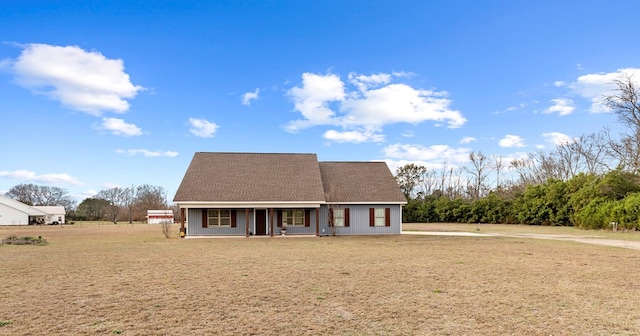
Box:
[173,152,407,237]
[0,195,65,225]
[147,210,174,224]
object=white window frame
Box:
[208,209,231,227]
[283,209,305,227]
[374,208,386,227]
[333,209,345,227]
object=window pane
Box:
[220,210,231,217]
[220,218,230,226]
[375,208,385,217]
[208,209,218,217]
[211,218,219,226]
[335,218,344,227]
[294,217,303,225]
[375,217,385,226]
[294,210,304,217]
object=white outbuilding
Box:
[147,210,174,224]
[0,195,47,225]
[32,206,66,224]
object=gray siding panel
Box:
[186,208,319,236]
[319,204,402,235]
[187,208,248,236]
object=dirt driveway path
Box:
[402,231,640,250]
[489,233,640,250]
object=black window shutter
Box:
[277,209,282,227]
[231,210,237,228]
[202,209,208,228]
[305,209,311,227]
[369,208,375,226]
[385,208,391,226]
[344,208,350,227]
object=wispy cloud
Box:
[543,98,575,116]
[383,143,471,163]
[242,88,260,106]
[499,135,526,148]
[323,129,385,143]
[460,136,476,144]
[572,68,640,113]
[286,71,466,143]
[99,117,142,136]
[115,149,178,157]
[0,169,83,186]
[542,132,573,146]
[10,43,143,115]
[189,117,218,138]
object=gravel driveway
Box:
[402,231,640,250]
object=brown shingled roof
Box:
[319,161,407,203]
[173,152,326,202]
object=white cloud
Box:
[323,129,385,143]
[383,143,471,163]
[542,132,573,146]
[543,98,575,116]
[0,169,83,186]
[460,136,476,144]
[115,149,179,157]
[189,118,218,138]
[100,118,142,136]
[286,73,345,131]
[553,81,565,87]
[11,43,143,115]
[402,130,414,138]
[348,72,392,92]
[80,189,98,197]
[572,68,640,113]
[495,102,528,114]
[499,135,526,148]
[286,72,466,138]
[242,88,260,106]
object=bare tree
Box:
[134,184,169,220]
[465,151,491,199]
[572,131,612,175]
[604,74,640,172]
[494,155,505,192]
[417,168,437,199]
[4,184,76,210]
[161,221,172,238]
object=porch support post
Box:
[269,208,274,237]
[316,207,320,236]
[245,208,250,237]
[180,208,186,238]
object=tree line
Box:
[398,74,640,230]
[3,183,177,223]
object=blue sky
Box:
[1,1,640,203]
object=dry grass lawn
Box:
[1,223,640,335]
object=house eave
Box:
[326,201,408,205]
[175,201,326,208]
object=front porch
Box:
[180,207,321,237]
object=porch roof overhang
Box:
[175,201,326,209]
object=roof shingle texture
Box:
[319,161,406,203]
[173,152,326,202]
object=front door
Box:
[255,210,267,235]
